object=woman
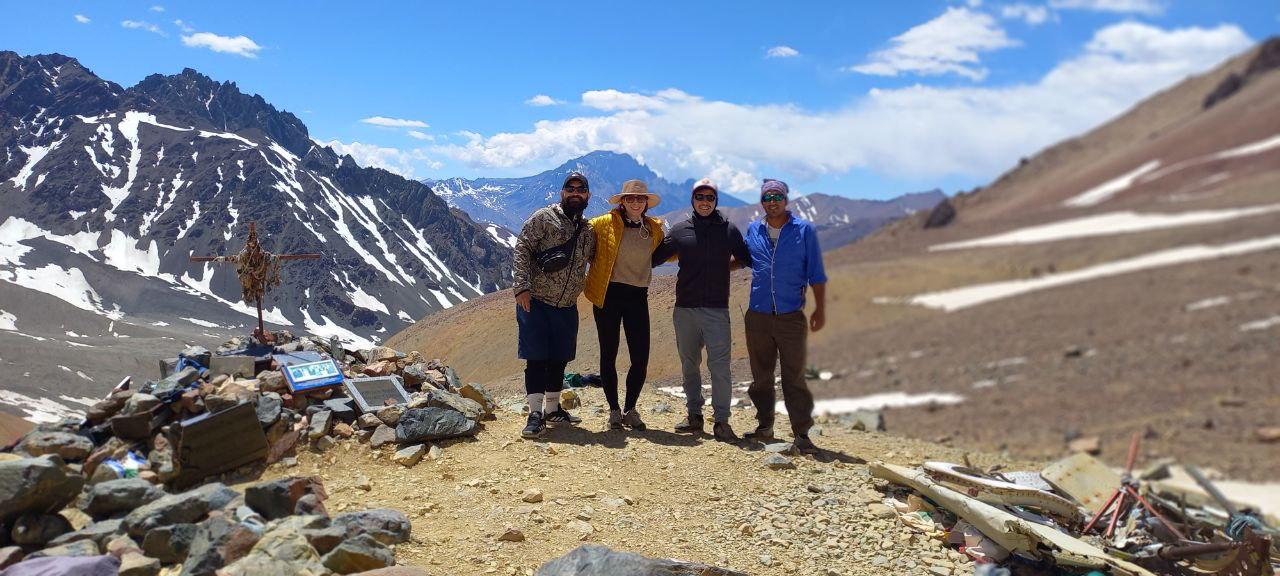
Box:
[584,179,664,430]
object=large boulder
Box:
[0,456,85,524]
[330,509,410,546]
[123,483,238,537]
[217,528,328,576]
[17,431,93,461]
[395,407,477,443]
[10,513,72,547]
[78,478,164,520]
[141,523,197,564]
[321,534,393,574]
[410,390,483,421]
[535,544,749,576]
[244,476,327,521]
[180,515,260,576]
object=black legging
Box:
[524,359,568,397]
[592,282,650,412]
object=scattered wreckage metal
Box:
[871,436,1277,576]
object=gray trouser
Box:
[673,306,732,423]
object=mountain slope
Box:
[427,151,745,232]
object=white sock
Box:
[527,393,544,414]
[544,393,561,413]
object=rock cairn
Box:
[0,330,498,575]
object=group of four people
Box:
[511,172,827,453]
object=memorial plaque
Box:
[172,401,268,489]
[209,355,255,378]
[282,359,344,393]
[345,375,411,413]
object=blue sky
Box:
[3,1,1276,200]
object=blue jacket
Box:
[745,214,827,314]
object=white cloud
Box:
[432,23,1251,194]
[581,88,695,111]
[848,7,1017,81]
[174,19,194,33]
[766,45,800,58]
[73,14,90,24]
[121,20,166,36]
[525,94,562,106]
[407,130,435,141]
[150,5,165,12]
[321,140,441,176]
[1002,3,1052,25]
[181,31,262,58]
[1049,0,1163,15]
[360,116,429,128]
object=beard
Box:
[561,196,587,217]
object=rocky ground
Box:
[266,386,1042,576]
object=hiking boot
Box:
[743,423,775,442]
[793,435,820,454]
[622,410,647,430]
[521,411,545,439]
[673,414,704,433]
[607,410,624,430]
[544,408,581,425]
[713,421,739,443]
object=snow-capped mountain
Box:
[0,52,512,349]
[426,150,746,232]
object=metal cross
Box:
[189,221,321,343]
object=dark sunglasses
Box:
[761,193,786,203]
[693,193,717,202]
[563,185,589,193]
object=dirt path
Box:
[264,388,1041,576]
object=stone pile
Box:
[0,329,496,574]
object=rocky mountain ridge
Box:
[0,51,512,350]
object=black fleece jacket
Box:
[651,210,751,309]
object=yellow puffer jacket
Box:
[584,211,664,307]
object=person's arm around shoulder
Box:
[651,221,679,267]
[728,222,752,271]
[512,210,547,312]
[804,221,828,332]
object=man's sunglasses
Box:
[563,185,589,193]
[693,193,717,202]
[761,193,786,203]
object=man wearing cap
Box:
[651,178,751,441]
[512,171,596,439]
[742,179,826,454]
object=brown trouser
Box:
[744,310,814,437]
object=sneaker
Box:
[743,424,775,442]
[674,414,704,433]
[608,410,624,430]
[713,421,739,442]
[521,411,545,438]
[544,408,581,425]
[622,410,647,430]
[793,435,820,454]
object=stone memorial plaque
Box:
[172,401,268,489]
[209,355,255,378]
[346,375,410,413]
[282,359,344,393]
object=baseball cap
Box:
[691,178,718,194]
[563,172,589,190]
